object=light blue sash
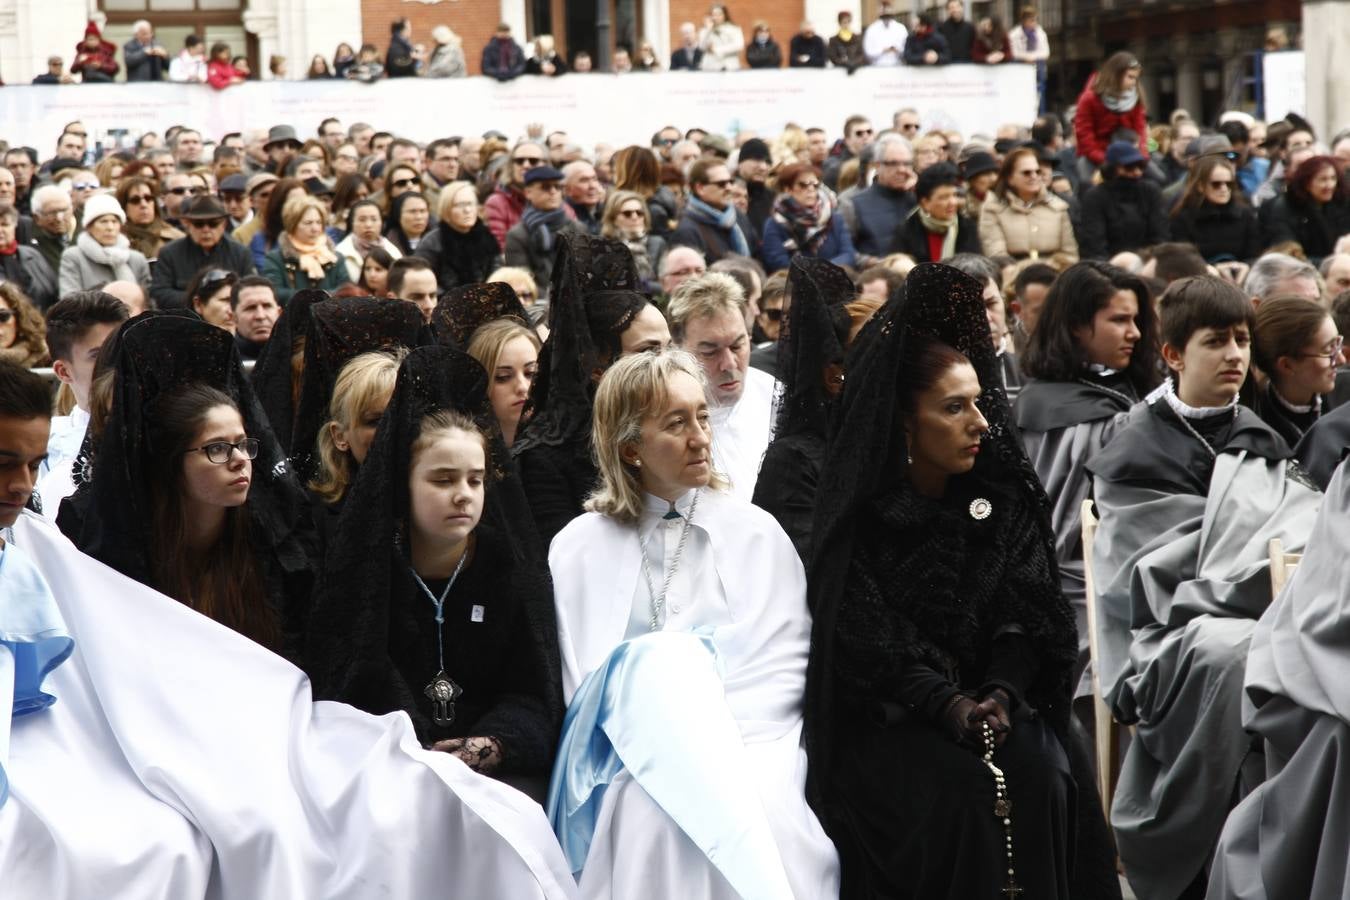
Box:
[0,539,75,808]
[547,630,793,900]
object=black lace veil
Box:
[772,257,856,439]
[513,232,644,452]
[433,281,532,347]
[289,296,427,485]
[56,311,310,590]
[803,263,1068,807]
[250,288,331,453]
[306,344,559,720]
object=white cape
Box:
[709,366,775,501]
[0,510,577,900]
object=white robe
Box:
[709,366,775,501]
[0,510,577,900]
[549,489,838,900]
[36,406,88,519]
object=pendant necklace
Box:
[639,490,700,631]
[982,722,1023,898]
[410,547,470,726]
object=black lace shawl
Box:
[305,345,561,771]
[250,288,331,453]
[512,231,643,454]
[803,263,1077,810]
[289,296,427,485]
[432,281,531,347]
[55,311,315,653]
[770,257,855,439]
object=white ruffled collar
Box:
[1157,377,1238,419]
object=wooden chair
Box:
[1268,538,1301,598]
[1081,498,1123,822]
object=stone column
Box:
[0,0,88,87]
[1175,57,1203,123]
[1303,0,1350,140]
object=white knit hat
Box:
[82,192,126,229]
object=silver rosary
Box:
[638,490,700,631]
[982,721,1023,898]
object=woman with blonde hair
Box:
[310,348,407,508]
[467,318,540,446]
[547,347,838,898]
[415,180,501,290]
[261,194,352,302]
[600,190,668,292]
[426,24,466,77]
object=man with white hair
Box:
[102,280,150,316]
[123,20,168,82]
[668,272,775,498]
[1319,252,1350,298]
[659,246,706,296]
[670,22,703,69]
[1245,252,1324,305]
[562,160,605,235]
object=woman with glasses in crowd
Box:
[385,191,432,256]
[485,141,547,249]
[600,190,668,294]
[335,198,401,282]
[1079,140,1170,260]
[116,176,183,261]
[261,195,352,304]
[1250,296,1343,445]
[381,164,422,215]
[413,180,501,291]
[612,145,677,236]
[760,163,857,271]
[1169,154,1263,263]
[978,145,1078,262]
[0,279,49,367]
[1259,155,1350,266]
[59,194,152,296]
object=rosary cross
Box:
[1002,879,1024,898]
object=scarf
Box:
[622,236,655,279]
[281,232,337,281]
[684,196,750,257]
[837,28,854,41]
[1102,87,1138,113]
[771,189,835,256]
[351,231,382,258]
[76,230,136,282]
[520,205,569,256]
[915,206,959,261]
[438,220,500,286]
[1021,24,1038,52]
[0,239,16,256]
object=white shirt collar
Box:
[1160,377,1238,419]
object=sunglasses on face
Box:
[852,129,873,138]
[1208,180,1233,189]
[900,123,920,131]
[514,156,543,166]
[71,182,99,191]
[706,179,733,188]
[0,309,14,324]
[1122,163,1146,172]
[168,186,209,196]
[390,177,417,189]
[126,193,155,204]
[189,219,227,229]
[761,307,783,321]
[184,437,260,464]
[618,208,645,218]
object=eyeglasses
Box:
[1299,335,1345,362]
[38,207,71,218]
[795,181,821,190]
[618,208,645,218]
[899,123,920,132]
[852,129,873,138]
[126,193,155,204]
[513,156,543,166]
[666,266,705,278]
[188,218,227,229]
[168,186,209,196]
[0,309,14,324]
[532,182,562,192]
[1208,180,1233,189]
[183,437,260,464]
[1122,162,1147,172]
[761,308,783,322]
[656,138,677,146]
[706,178,734,188]
[877,159,912,169]
[71,182,99,191]
[390,177,417,189]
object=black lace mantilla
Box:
[433,281,532,348]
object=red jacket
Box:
[72,24,119,78]
[207,60,244,89]
[1074,73,1148,166]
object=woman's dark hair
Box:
[585,291,651,365]
[1094,51,1142,102]
[1173,155,1243,214]
[1287,155,1350,206]
[710,4,733,23]
[1022,259,1161,391]
[145,383,277,649]
[262,176,306,242]
[993,147,1040,199]
[307,54,332,78]
[612,145,661,197]
[1158,275,1255,350]
[775,163,813,191]
[185,267,239,309]
[981,16,1008,49]
[899,334,970,416]
[915,162,961,201]
[385,191,429,250]
[1252,295,1332,375]
[359,246,395,290]
[209,42,230,62]
[115,176,161,217]
[332,175,372,221]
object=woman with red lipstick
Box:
[57,312,316,658]
[1088,276,1322,899]
[1015,260,1159,690]
[307,345,561,786]
[804,263,1095,900]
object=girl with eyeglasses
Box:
[116,175,184,261]
[978,146,1079,262]
[1169,155,1262,263]
[600,189,669,293]
[760,163,857,271]
[58,313,317,657]
[1250,296,1343,445]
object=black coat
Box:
[385,34,417,77]
[936,18,976,62]
[1258,193,1350,264]
[788,34,827,68]
[903,30,950,65]
[894,212,981,262]
[746,38,782,69]
[670,46,703,70]
[1169,202,1263,262]
[1078,178,1170,259]
[149,235,256,309]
